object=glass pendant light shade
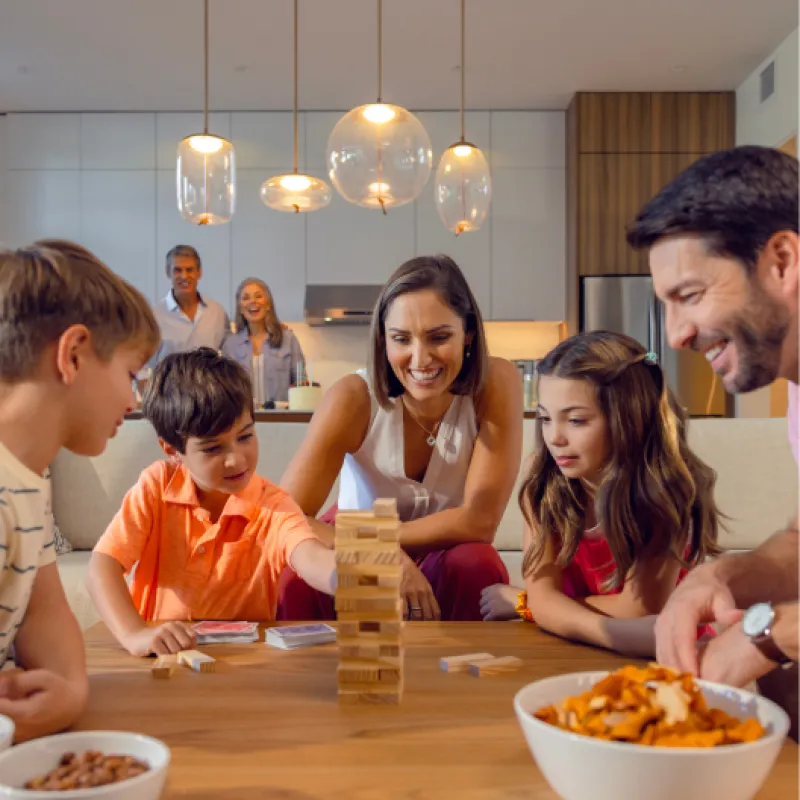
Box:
[326,103,432,210]
[177,134,236,225]
[261,173,331,212]
[435,141,491,235]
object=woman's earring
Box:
[465,346,472,359]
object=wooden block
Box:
[337,641,403,665]
[337,563,402,580]
[151,654,177,679]
[467,656,522,677]
[379,668,401,683]
[338,663,381,683]
[336,601,404,623]
[337,620,403,638]
[335,596,401,614]
[440,652,495,673]
[372,498,398,518]
[338,689,403,705]
[335,547,403,566]
[178,649,216,673]
[335,584,399,600]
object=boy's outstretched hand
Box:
[0,669,88,743]
[122,622,196,657]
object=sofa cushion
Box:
[687,418,796,550]
[56,550,99,631]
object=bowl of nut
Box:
[514,664,789,800]
[0,731,169,798]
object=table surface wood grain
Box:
[79,622,798,799]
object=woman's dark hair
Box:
[369,255,489,409]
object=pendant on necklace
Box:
[426,434,437,447]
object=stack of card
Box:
[265,623,337,650]
[192,621,260,645]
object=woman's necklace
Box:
[404,404,445,447]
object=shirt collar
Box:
[165,290,207,312]
[163,463,262,521]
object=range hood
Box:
[304,284,383,326]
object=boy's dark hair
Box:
[627,145,798,272]
[143,348,254,453]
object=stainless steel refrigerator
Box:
[581,275,728,417]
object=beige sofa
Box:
[51,416,797,631]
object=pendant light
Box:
[177,0,236,225]
[434,0,491,235]
[261,0,331,212]
[326,0,432,213]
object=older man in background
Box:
[151,245,229,363]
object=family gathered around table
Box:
[0,145,796,760]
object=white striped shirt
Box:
[0,442,55,668]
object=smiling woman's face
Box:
[383,289,470,402]
[239,283,271,326]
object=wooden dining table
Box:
[79,622,798,799]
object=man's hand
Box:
[0,670,88,743]
[654,563,741,674]
[698,624,777,688]
[121,622,196,658]
[400,553,440,621]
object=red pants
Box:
[277,541,509,622]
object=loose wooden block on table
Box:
[151,654,177,679]
[440,653,495,673]
[468,656,522,677]
[178,649,216,673]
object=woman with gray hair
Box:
[222,277,305,404]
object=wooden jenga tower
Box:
[335,498,404,704]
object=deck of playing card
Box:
[192,621,259,645]
[265,623,337,650]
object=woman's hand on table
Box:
[400,553,440,621]
[122,622,196,657]
[0,669,88,743]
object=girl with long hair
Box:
[480,330,720,655]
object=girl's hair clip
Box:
[644,352,659,366]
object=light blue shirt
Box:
[151,290,229,364]
[222,328,305,403]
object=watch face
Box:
[742,602,775,638]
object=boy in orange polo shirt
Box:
[87,348,336,657]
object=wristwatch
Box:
[741,602,793,666]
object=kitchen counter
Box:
[125,410,540,422]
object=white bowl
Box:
[0,731,170,799]
[0,718,12,753]
[514,671,789,800]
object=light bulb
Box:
[453,144,474,158]
[279,174,312,191]
[434,141,491,235]
[362,104,396,124]
[187,135,225,154]
[368,182,391,194]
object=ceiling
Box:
[0,0,796,112]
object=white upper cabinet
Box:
[491,167,566,321]
[303,112,341,172]
[81,171,157,302]
[415,111,491,165]
[6,171,81,246]
[490,111,565,169]
[230,112,304,171]
[81,114,156,170]
[7,114,80,169]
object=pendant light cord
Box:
[293,0,299,173]
[460,0,465,142]
[377,0,382,102]
[203,0,209,134]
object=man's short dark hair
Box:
[143,348,254,452]
[627,145,798,272]
[165,245,201,273]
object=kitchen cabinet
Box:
[155,112,231,170]
[81,171,157,302]
[231,170,306,322]
[491,167,566,320]
[81,114,155,170]
[231,112,303,170]
[577,152,702,276]
[6,170,81,246]
[490,111,565,169]
[7,113,80,170]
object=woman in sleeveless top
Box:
[277,255,523,621]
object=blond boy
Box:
[0,240,159,740]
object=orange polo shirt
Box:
[94,461,317,621]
